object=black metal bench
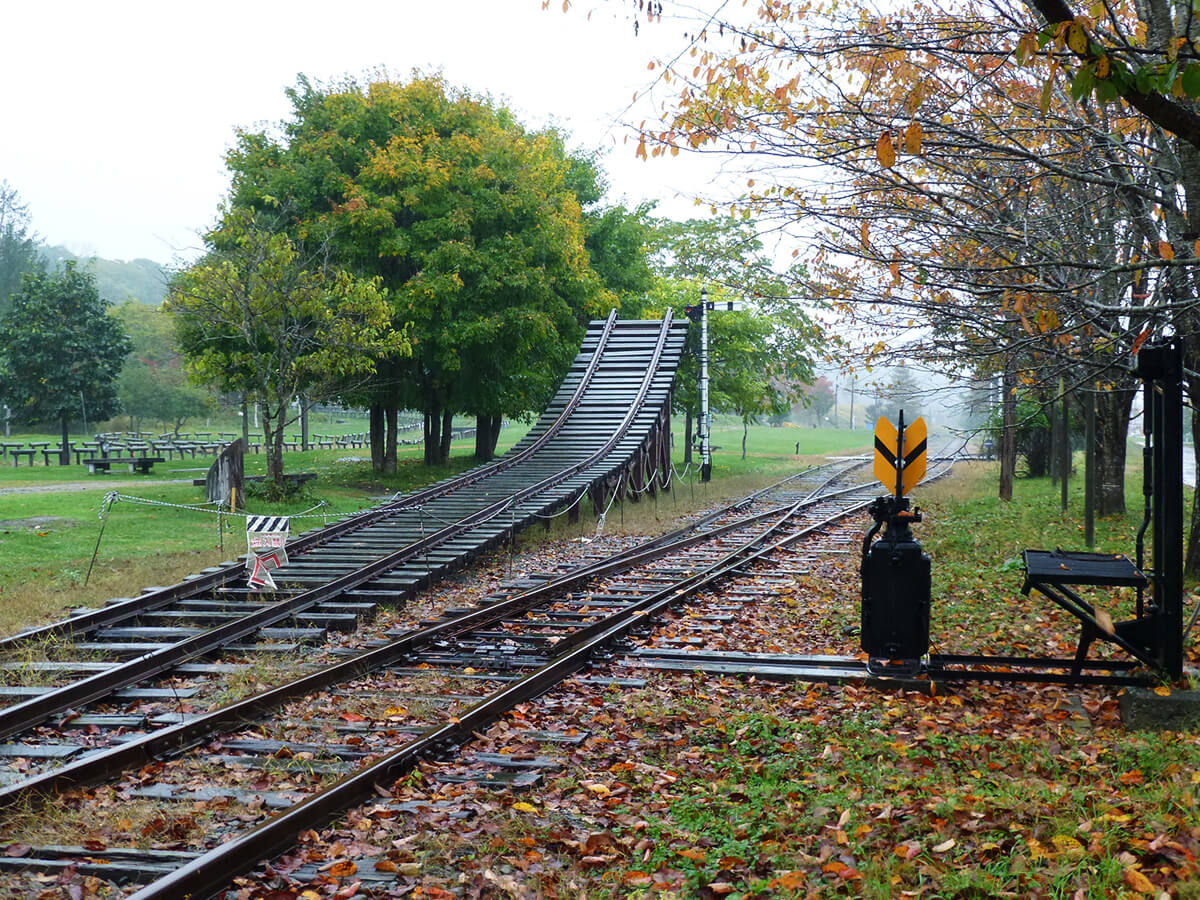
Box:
[1021,549,1152,673]
[86,456,165,475]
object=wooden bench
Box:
[40,446,71,465]
[9,448,36,467]
[73,444,102,465]
[86,456,166,475]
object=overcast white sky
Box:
[1,1,720,264]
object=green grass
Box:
[918,460,1192,658]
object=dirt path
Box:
[0,478,194,496]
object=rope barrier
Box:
[531,488,589,520]
[98,493,337,520]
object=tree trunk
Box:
[264,409,285,488]
[474,414,501,462]
[370,403,384,472]
[59,410,70,465]
[742,419,748,460]
[683,409,693,465]
[1095,384,1135,516]
[384,405,398,474]
[241,397,250,451]
[300,398,310,451]
[1175,137,1200,572]
[489,415,502,457]
[999,366,1017,501]
[423,403,440,466]
[1026,408,1052,478]
[439,410,453,465]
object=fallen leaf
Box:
[1124,866,1156,893]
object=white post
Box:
[700,287,712,482]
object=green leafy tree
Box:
[0,262,131,459]
[166,208,407,490]
[227,74,612,468]
[648,217,820,463]
[114,301,210,433]
[0,181,41,316]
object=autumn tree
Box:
[0,262,131,460]
[613,0,1197,514]
[167,208,405,491]
[802,376,836,427]
[1015,0,1200,150]
[226,74,613,470]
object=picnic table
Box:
[0,441,25,462]
[86,456,166,475]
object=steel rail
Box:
[0,450,864,809]
[122,470,877,900]
[0,314,625,654]
[0,315,676,742]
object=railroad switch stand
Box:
[861,494,931,676]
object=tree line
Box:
[0,74,821,484]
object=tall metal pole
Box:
[700,288,712,482]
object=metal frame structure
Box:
[934,341,1186,685]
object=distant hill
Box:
[40,245,167,306]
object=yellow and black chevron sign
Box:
[873,414,928,497]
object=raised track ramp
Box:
[271,313,689,598]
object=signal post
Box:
[861,410,930,675]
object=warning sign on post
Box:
[873,414,928,497]
[246,515,290,590]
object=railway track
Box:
[0,456,962,898]
[0,313,686,746]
